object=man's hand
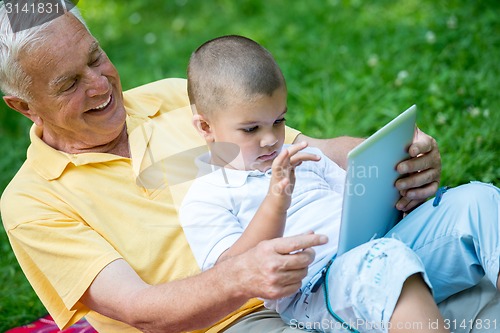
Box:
[297,127,442,212]
[80,233,327,333]
[235,232,328,300]
[395,128,441,211]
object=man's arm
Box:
[296,127,441,211]
[81,233,327,333]
[294,134,363,170]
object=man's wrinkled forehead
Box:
[24,12,90,52]
[20,13,96,86]
[28,14,82,48]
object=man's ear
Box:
[3,96,43,126]
[192,113,214,143]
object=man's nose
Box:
[86,70,109,97]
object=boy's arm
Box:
[217,142,320,263]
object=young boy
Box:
[180,35,448,332]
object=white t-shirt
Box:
[180,145,346,311]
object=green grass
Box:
[1,0,499,330]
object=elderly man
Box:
[1,4,498,333]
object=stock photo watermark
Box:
[345,160,380,197]
[290,317,498,332]
[3,0,78,33]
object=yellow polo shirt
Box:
[1,78,300,332]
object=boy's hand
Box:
[216,143,321,264]
[268,141,321,212]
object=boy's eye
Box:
[274,117,286,125]
[242,126,258,133]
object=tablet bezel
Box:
[336,105,417,256]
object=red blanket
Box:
[5,315,97,333]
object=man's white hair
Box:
[0,1,88,100]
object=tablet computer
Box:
[336,105,417,256]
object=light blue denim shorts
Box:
[281,238,429,333]
[281,182,500,333]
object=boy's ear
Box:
[192,113,215,143]
[3,96,43,126]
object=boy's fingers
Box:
[290,152,320,166]
[272,149,290,170]
[274,141,312,167]
[271,142,319,181]
[286,141,308,156]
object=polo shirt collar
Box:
[195,152,270,188]
[124,92,162,133]
[26,125,126,181]
[27,93,163,181]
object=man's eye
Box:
[90,55,102,66]
[274,117,286,125]
[242,126,258,133]
[61,80,77,92]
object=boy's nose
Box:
[261,133,278,147]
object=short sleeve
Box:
[180,181,244,271]
[303,146,346,195]
[320,150,347,195]
[3,192,122,329]
[284,125,301,144]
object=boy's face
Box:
[207,86,287,171]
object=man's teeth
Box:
[92,96,111,110]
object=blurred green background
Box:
[1,0,499,330]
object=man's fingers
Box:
[403,180,439,201]
[396,197,425,212]
[244,234,327,300]
[408,128,433,157]
[396,196,421,212]
[259,275,304,300]
[273,233,328,255]
[396,168,440,192]
[398,151,440,175]
[275,247,317,271]
[269,267,308,291]
[398,134,440,175]
[394,127,441,209]
[396,181,439,211]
